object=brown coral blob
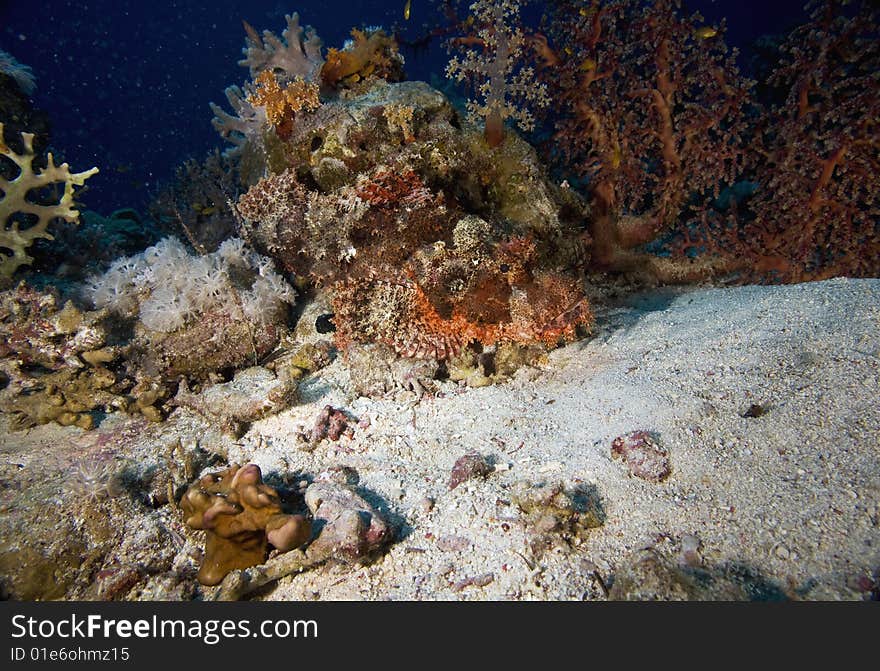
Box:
[180,464,311,586]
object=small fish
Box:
[192,202,218,216]
[564,46,573,56]
[242,19,261,46]
[579,57,596,71]
[610,146,622,169]
[404,0,411,21]
[694,26,718,40]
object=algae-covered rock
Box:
[511,480,605,556]
[0,282,137,430]
[303,476,392,563]
[171,366,297,437]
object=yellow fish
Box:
[610,147,621,169]
[579,58,596,72]
[404,0,411,20]
[694,26,718,40]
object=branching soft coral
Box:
[239,13,324,83]
[0,123,98,284]
[212,12,325,157]
[209,85,266,157]
[446,0,550,147]
[247,70,320,137]
[544,0,752,281]
[321,28,404,90]
[725,0,880,282]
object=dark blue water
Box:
[0,0,809,215]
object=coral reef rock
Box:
[300,404,352,450]
[0,283,132,430]
[234,78,592,381]
[303,476,391,563]
[510,480,605,555]
[610,430,671,482]
[448,452,493,490]
[171,366,297,437]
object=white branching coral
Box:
[86,237,296,333]
[209,84,267,155]
[239,12,325,83]
[211,12,325,154]
[445,0,550,147]
[0,123,99,283]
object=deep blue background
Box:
[0,0,810,215]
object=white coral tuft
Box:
[84,237,296,333]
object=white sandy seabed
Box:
[236,276,880,600]
[4,277,880,600]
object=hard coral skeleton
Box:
[0,123,98,283]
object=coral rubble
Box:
[611,430,671,482]
[303,474,392,563]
